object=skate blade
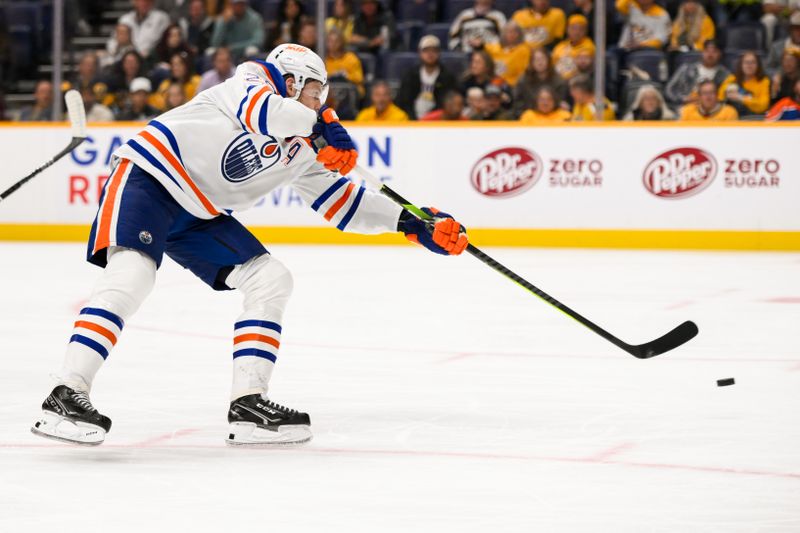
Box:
[31,411,106,446]
[225,422,312,446]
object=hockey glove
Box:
[398,208,469,256]
[313,106,357,175]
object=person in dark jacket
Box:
[395,35,458,120]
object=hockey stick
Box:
[0,90,88,203]
[350,165,699,359]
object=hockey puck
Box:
[716,378,735,387]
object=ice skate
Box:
[31,385,111,446]
[226,394,311,446]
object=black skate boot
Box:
[226,394,311,446]
[31,385,112,446]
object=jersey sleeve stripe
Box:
[250,60,280,94]
[336,185,366,231]
[92,159,130,256]
[139,130,220,217]
[236,85,256,130]
[324,182,355,221]
[311,177,347,211]
[245,86,272,133]
[257,93,271,135]
[148,119,183,164]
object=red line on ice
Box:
[764,297,800,304]
[3,441,798,480]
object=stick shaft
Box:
[0,137,85,202]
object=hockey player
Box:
[31,44,468,446]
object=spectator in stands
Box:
[767,12,800,72]
[211,0,265,61]
[622,84,676,119]
[18,80,54,122]
[326,0,356,44]
[512,0,566,49]
[552,14,596,80]
[448,0,507,52]
[617,0,672,51]
[573,48,595,81]
[420,90,468,120]
[772,51,800,101]
[719,51,771,115]
[571,0,619,46]
[356,81,409,121]
[325,28,365,97]
[512,48,567,117]
[351,0,396,55]
[482,84,514,119]
[267,0,308,49]
[765,77,800,120]
[114,0,171,61]
[105,50,147,107]
[665,39,729,107]
[156,0,191,21]
[164,82,188,110]
[519,86,571,122]
[485,22,532,86]
[156,24,194,68]
[298,21,319,52]
[180,0,214,57]
[679,79,739,119]
[461,49,511,103]
[464,87,486,119]
[761,0,784,50]
[153,52,201,110]
[103,23,135,69]
[197,47,235,92]
[115,77,158,121]
[569,75,616,120]
[396,35,459,120]
[715,0,763,27]
[81,86,115,122]
[669,0,715,52]
[66,51,103,95]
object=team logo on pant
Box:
[221,133,282,183]
[139,231,153,245]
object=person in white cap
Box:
[30,43,469,447]
[116,77,158,120]
[395,34,459,119]
[767,11,800,72]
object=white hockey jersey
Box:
[113,59,401,234]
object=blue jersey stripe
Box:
[233,348,277,362]
[236,85,256,131]
[249,60,287,96]
[70,334,110,359]
[128,139,182,189]
[337,186,365,231]
[257,94,270,135]
[80,307,124,329]
[234,320,282,333]
[311,178,347,211]
[148,119,183,164]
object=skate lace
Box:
[266,399,296,414]
[71,390,95,412]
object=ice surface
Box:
[0,243,798,532]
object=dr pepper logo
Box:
[471,147,542,197]
[643,147,717,199]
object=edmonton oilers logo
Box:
[221,133,281,182]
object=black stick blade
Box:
[628,321,699,359]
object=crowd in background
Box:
[4,0,800,122]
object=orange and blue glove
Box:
[398,208,469,256]
[313,105,358,176]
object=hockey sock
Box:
[225,254,293,401]
[59,247,156,392]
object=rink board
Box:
[0,122,797,250]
